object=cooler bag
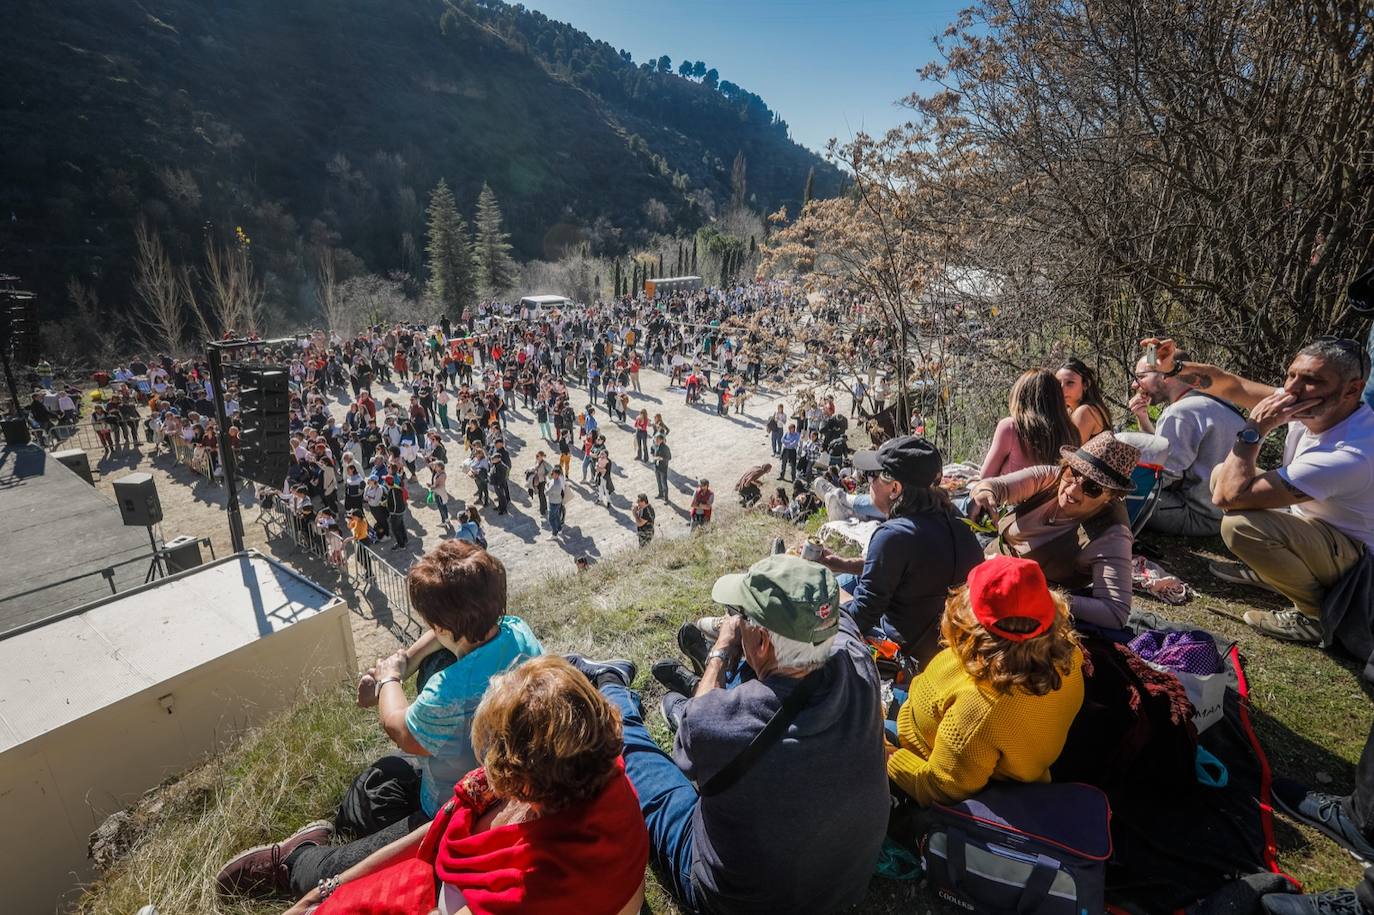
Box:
[922,782,1111,915]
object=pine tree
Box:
[802,166,815,207]
[425,179,477,316]
[473,182,516,297]
[730,151,748,210]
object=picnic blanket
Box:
[1102,612,1298,913]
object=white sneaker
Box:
[696,616,723,639]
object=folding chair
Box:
[1117,432,1171,537]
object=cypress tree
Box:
[473,182,516,296]
[425,178,477,316]
[658,252,664,276]
[802,166,815,207]
[690,237,698,273]
[613,259,622,298]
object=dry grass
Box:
[74,514,1369,914]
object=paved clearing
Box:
[87,362,783,667]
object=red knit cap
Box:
[967,556,1056,642]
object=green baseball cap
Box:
[710,554,841,645]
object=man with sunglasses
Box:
[1129,348,1247,537]
[1144,337,1374,643]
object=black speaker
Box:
[112,472,163,527]
[236,365,292,486]
[2,417,30,446]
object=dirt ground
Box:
[87,362,782,669]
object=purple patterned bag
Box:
[1128,629,1224,676]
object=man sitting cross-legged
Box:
[570,554,889,915]
[1146,337,1374,643]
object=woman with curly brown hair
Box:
[886,555,1085,807]
[278,656,649,915]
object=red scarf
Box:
[433,759,648,914]
[318,760,647,915]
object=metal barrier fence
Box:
[37,418,222,484]
[257,496,419,640]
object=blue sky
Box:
[524,0,966,156]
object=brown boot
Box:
[215,820,334,897]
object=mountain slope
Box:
[0,0,840,318]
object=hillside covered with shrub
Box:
[1,0,841,322]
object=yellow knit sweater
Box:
[887,645,1084,807]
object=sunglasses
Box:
[1064,466,1105,498]
[1313,336,1372,376]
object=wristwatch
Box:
[1236,425,1263,446]
[706,648,732,665]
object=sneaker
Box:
[1261,889,1365,915]
[660,691,691,734]
[564,654,637,689]
[1271,777,1374,863]
[652,659,701,697]
[1243,608,1323,644]
[677,622,713,676]
[216,820,334,897]
[1209,560,1281,594]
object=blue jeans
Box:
[600,685,700,913]
[548,502,564,534]
[770,429,783,455]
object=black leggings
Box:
[286,809,430,897]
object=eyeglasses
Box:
[1313,336,1372,376]
[1064,466,1105,498]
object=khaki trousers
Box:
[1220,508,1364,616]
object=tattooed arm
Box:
[1142,338,1275,410]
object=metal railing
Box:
[36,417,223,484]
[257,495,419,640]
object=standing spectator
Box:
[778,423,800,481]
[633,409,650,461]
[850,378,867,417]
[528,450,551,516]
[428,460,451,533]
[385,475,409,550]
[547,467,567,536]
[767,404,786,456]
[653,433,672,502]
[633,493,656,547]
[490,438,512,516]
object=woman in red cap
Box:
[886,555,1084,807]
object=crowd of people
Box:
[15,281,1374,913]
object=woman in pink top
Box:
[979,370,1080,479]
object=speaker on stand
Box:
[112,472,167,581]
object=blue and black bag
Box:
[921,782,1112,915]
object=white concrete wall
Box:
[0,603,355,914]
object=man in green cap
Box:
[566,554,889,915]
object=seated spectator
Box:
[1128,347,1247,537]
[1149,338,1373,642]
[576,555,889,915]
[216,541,541,900]
[1057,357,1113,443]
[888,556,1085,805]
[815,436,984,666]
[274,656,648,915]
[969,432,1139,630]
[980,368,1079,479]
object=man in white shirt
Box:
[1149,337,1373,643]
